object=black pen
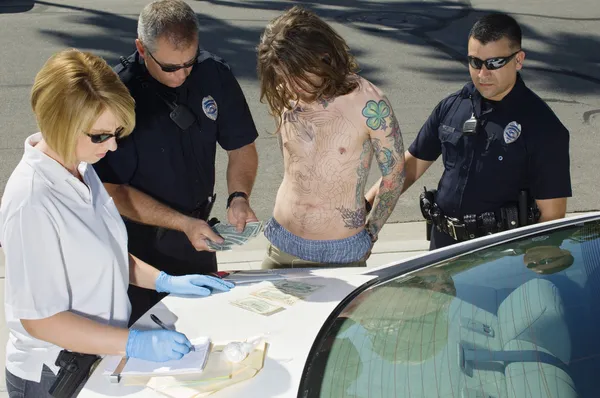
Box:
[150,313,169,330]
[150,314,195,352]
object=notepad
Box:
[104,337,211,377]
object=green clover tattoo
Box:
[362,100,391,130]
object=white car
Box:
[81,213,600,398]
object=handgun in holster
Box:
[48,350,100,398]
[419,187,437,241]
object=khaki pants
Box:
[261,243,367,269]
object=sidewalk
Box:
[0,221,428,395]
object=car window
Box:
[300,220,600,398]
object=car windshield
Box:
[300,219,600,398]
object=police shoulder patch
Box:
[196,50,230,70]
[202,95,218,121]
[503,121,522,144]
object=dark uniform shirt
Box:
[94,50,258,274]
[409,74,571,219]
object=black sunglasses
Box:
[147,49,198,73]
[467,50,521,70]
[85,127,124,144]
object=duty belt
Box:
[432,206,520,242]
[419,187,539,242]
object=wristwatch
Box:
[226,191,249,209]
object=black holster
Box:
[156,194,217,241]
[518,190,540,226]
[419,187,437,241]
[48,350,100,398]
[190,193,218,226]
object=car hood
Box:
[81,267,376,398]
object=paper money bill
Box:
[206,241,234,251]
[251,287,300,306]
[231,297,284,316]
[207,221,264,250]
[213,221,263,239]
[271,280,324,297]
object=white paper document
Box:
[103,337,211,377]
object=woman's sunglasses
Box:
[467,50,521,70]
[147,49,199,73]
[86,127,124,144]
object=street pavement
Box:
[0,0,599,224]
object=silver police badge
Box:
[202,95,218,121]
[503,121,521,144]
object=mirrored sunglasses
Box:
[467,50,521,70]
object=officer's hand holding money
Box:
[227,194,259,232]
[155,271,235,296]
[126,329,193,362]
[182,217,224,251]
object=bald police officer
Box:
[94,0,259,323]
[367,13,571,250]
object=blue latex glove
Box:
[126,329,192,362]
[155,271,235,296]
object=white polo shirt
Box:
[0,133,131,382]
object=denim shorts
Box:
[263,218,372,264]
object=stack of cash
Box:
[206,221,264,251]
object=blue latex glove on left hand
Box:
[155,271,235,296]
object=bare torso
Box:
[273,76,377,240]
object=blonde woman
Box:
[0,49,233,397]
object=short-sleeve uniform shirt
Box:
[409,74,571,218]
[94,51,258,215]
[0,134,131,382]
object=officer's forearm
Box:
[226,143,258,196]
[536,198,568,223]
[20,312,128,357]
[104,183,191,232]
[367,169,406,237]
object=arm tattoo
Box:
[362,100,391,131]
[336,138,373,230]
[363,98,405,237]
[372,138,397,176]
[355,139,372,204]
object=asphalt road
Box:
[1,0,599,224]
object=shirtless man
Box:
[257,6,406,268]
